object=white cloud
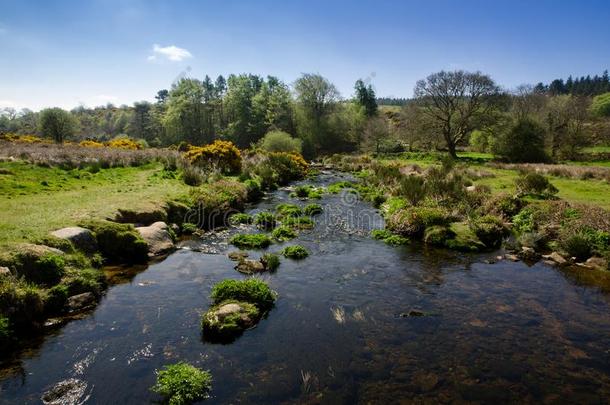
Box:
[148,44,193,62]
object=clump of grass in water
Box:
[253,211,277,230]
[370,229,409,246]
[290,185,322,199]
[260,253,280,271]
[271,226,297,241]
[281,245,309,259]
[275,203,303,218]
[229,213,253,225]
[303,203,323,216]
[151,362,212,405]
[211,278,277,311]
[229,233,272,249]
[281,216,314,229]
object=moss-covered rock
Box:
[260,253,280,271]
[444,223,486,252]
[281,245,309,259]
[211,278,277,311]
[78,220,149,264]
[229,233,272,249]
[0,244,66,286]
[386,206,450,237]
[201,300,261,342]
[470,215,509,248]
[303,203,323,216]
[114,206,168,225]
[271,226,297,241]
[275,203,303,218]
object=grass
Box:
[151,362,212,405]
[211,278,277,311]
[281,245,309,259]
[0,161,190,246]
[229,233,272,249]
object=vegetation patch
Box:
[253,211,277,230]
[201,300,261,343]
[78,220,148,264]
[228,213,253,225]
[515,172,558,198]
[290,185,322,199]
[386,206,450,237]
[275,203,303,218]
[260,253,281,271]
[371,229,409,245]
[444,223,486,252]
[281,216,314,229]
[151,362,212,405]
[271,226,297,241]
[303,203,323,216]
[423,225,456,246]
[211,278,277,311]
[281,245,309,259]
[229,233,272,249]
[470,215,509,248]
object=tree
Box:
[361,115,389,153]
[413,70,500,158]
[162,78,210,145]
[294,73,340,156]
[493,118,548,163]
[591,92,610,117]
[155,90,169,104]
[259,130,302,153]
[38,108,75,143]
[546,95,590,159]
[512,84,547,120]
[354,79,377,117]
[130,101,153,140]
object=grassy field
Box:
[0,161,190,246]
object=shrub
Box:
[381,197,408,217]
[180,162,206,186]
[254,212,277,230]
[386,207,450,237]
[290,185,322,199]
[107,137,141,150]
[62,268,106,296]
[515,172,558,197]
[281,245,309,259]
[590,92,610,117]
[469,129,490,153]
[482,193,524,219]
[470,215,509,248]
[79,140,105,148]
[33,254,66,285]
[493,118,548,163]
[398,175,426,206]
[184,140,242,174]
[211,278,277,310]
[303,203,323,216]
[190,180,248,225]
[512,208,536,234]
[267,152,308,183]
[151,362,212,405]
[260,253,280,271]
[423,226,456,246]
[259,130,303,153]
[281,216,314,229]
[79,220,149,264]
[560,232,592,261]
[243,178,263,202]
[0,277,46,329]
[229,234,272,249]
[271,226,297,241]
[275,203,303,218]
[229,213,253,225]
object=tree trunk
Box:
[447,141,457,158]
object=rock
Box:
[201,300,260,342]
[585,256,608,271]
[136,222,175,257]
[42,378,88,405]
[50,227,98,253]
[518,246,540,262]
[67,292,96,312]
[0,266,10,277]
[505,254,520,262]
[114,206,167,226]
[400,309,425,317]
[228,251,249,261]
[235,258,265,274]
[542,251,567,265]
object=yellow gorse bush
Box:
[79,140,105,148]
[107,138,141,150]
[184,140,242,174]
[0,134,48,143]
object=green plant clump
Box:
[282,245,309,260]
[275,203,303,218]
[229,213,253,225]
[515,172,558,198]
[151,362,212,405]
[470,215,509,248]
[254,211,277,230]
[290,185,322,199]
[211,278,277,310]
[271,226,297,241]
[423,225,456,246]
[386,206,450,237]
[303,203,323,216]
[79,220,148,264]
[201,300,261,341]
[281,216,314,229]
[260,253,281,271]
[229,233,272,249]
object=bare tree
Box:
[414,70,500,158]
[512,84,547,120]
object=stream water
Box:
[1,172,610,404]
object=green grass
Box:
[583,146,610,153]
[0,161,190,246]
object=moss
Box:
[424,226,456,246]
[78,220,149,264]
[33,235,75,253]
[229,233,272,249]
[0,316,12,347]
[381,196,408,217]
[271,226,297,241]
[228,213,253,225]
[181,222,198,235]
[383,235,409,246]
[253,211,277,230]
[282,245,309,260]
[290,185,322,199]
[201,300,261,342]
[211,278,277,311]
[275,203,303,218]
[326,181,356,194]
[444,223,486,252]
[260,253,280,271]
[470,215,509,248]
[281,216,314,229]
[44,284,69,314]
[386,206,450,237]
[151,362,212,405]
[303,203,323,216]
[0,276,45,330]
[2,247,67,286]
[62,268,106,297]
[560,232,592,261]
[371,229,393,240]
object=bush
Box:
[469,129,490,153]
[493,118,548,163]
[34,254,66,285]
[560,232,592,261]
[254,212,277,230]
[275,203,303,218]
[229,213,253,225]
[423,226,456,246]
[515,172,558,197]
[79,220,148,264]
[260,253,280,271]
[271,226,297,241]
[62,268,106,297]
[267,152,308,184]
[290,185,322,199]
[281,245,309,259]
[470,215,509,248]
[107,137,142,150]
[590,92,610,117]
[151,362,212,405]
[303,203,323,216]
[259,130,303,153]
[243,178,263,202]
[180,162,206,186]
[190,180,248,226]
[184,140,242,174]
[211,278,277,310]
[481,193,524,219]
[229,234,272,249]
[79,140,105,148]
[398,175,426,206]
[386,207,450,237]
[0,277,46,329]
[512,208,536,233]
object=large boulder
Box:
[114,206,167,226]
[136,222,175,257]
[50,227,97,253]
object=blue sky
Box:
[1,0,609,110]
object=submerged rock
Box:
[136,222,175,257]
[235,258,265,274]
[584,256,608,271]
[542,252,567,265]
[51,227,97,253]
[518,246,540,262]
[228,251,249,261]
[41,378,88,405]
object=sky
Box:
[1,0,610,111]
